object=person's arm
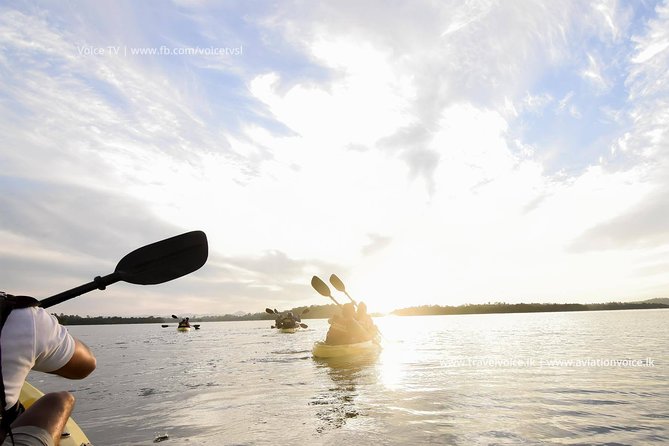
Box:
[32,308,97,379]
[51,339,97,379]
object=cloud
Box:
[0,175,182,294]
[573,1,669,255]
[569,186,669,252]
[361,234,392,256]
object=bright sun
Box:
[336,255,437,315]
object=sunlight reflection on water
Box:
[28,310,669,445]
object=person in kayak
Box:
[0,292,97,446]
[280,312,298,329]
[355,302,379,337]
[178,317,190,328]
[325,303,372,345]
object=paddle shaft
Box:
[39,273,120,309]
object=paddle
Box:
[298,308,309,328]
[267,308,278,328]
[329,274,357,307]
[38,231,208,309]
[311,276,341,307]
[161,325,169,328]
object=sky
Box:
[1,0,668,317]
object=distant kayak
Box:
[312,340,381,358]
[19,382,92,446]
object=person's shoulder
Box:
[30,307,70,335]
[5,305,41,324]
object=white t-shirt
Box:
[1,307,75,409]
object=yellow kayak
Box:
[19,382,92,446]
[177,326,191,332]
[312,340,381,358]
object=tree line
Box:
[52,304,343,325]
[52,301,667,325]
[391,301,669,316]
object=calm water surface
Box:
[29,310,668,445]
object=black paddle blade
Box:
[115,231,208,285]
[265,308,275,314]
[311,276,332,297]
[300,323,308,329]
[172,315,178,319]
[329,274,346,292]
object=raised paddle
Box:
[267,308,279,328]
[298,308,309,328]
[38,231,208,309]
[311,276,342,307]
[329,274,357,307]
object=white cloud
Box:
[581,52,611,92]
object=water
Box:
[28,310,668,445]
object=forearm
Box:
[51,339,97,379]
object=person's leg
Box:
[4,391,75,446]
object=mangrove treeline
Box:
[392,301,669,316]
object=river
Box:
[28,309,668,445]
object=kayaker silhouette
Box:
[325,303,372,345]
[354,302,377,335]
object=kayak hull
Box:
[279,327,297,333]
[177,326,191,332]
[312,340,381,359]
[19,382,92,446]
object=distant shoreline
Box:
[391,301,669,316]
[53,301,668,325]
